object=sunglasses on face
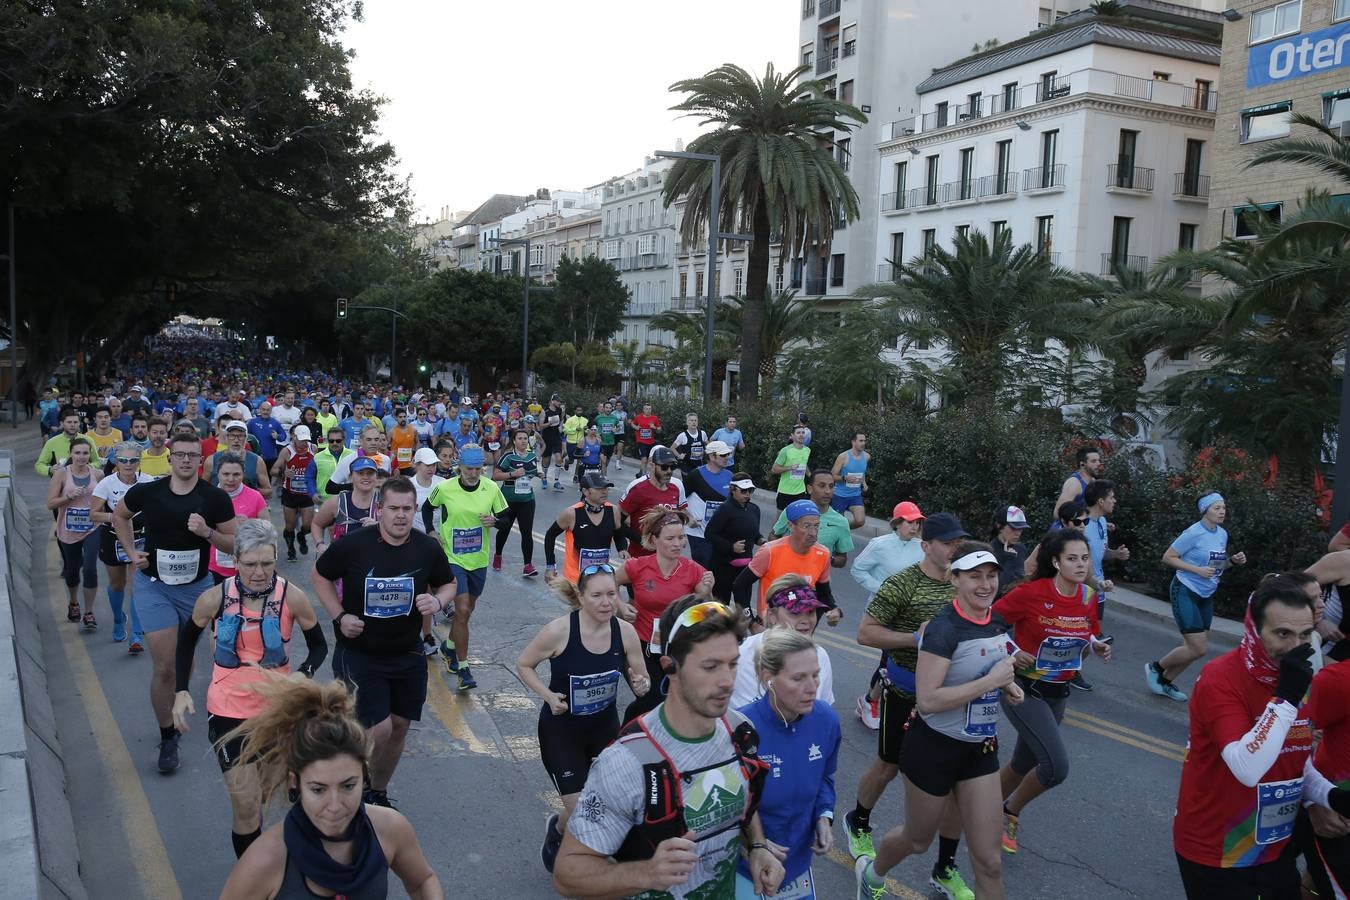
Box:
[328,437,344,443]
[1070,517,1088,526]
[113,456,141,465]
[654,464,673,471]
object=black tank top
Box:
[547,610,625,718]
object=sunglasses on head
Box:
[663,601,735,656]
[581,563,616,577]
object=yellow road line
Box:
[423,658,492,756]
[824,848,927,899]
[1064,718,1186,762]
[43,552,183,899]
[1064,708,1187,754]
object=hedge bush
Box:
[542,382,1327,615]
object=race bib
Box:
[1034,636,1088,674]
[115,536,145,564]
[790,465,807,479]
[704,500,723,521]
[568,670,620,716]
[487,442,500,452]
[156,548,200,585]
[766,870,815,900]
[846,473,863,485]
[1255,777,1302,845]
[690,445,703,460]
[965,687,1001,737]
[397,447,412,463]
[288,474,306,492]
[579,547,610,569]
[513,478,533,497]
[451,528,483,555]
[64,507,94,534]
[363,575,413,618]
[1208,550,1228,578]
[639,428,653,441]
[214,549,236,570]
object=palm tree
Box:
[611,339,663,398]
[857,229,1086,404]
[662,63,865,399]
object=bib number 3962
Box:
[1255,777,1302,845]
[568,670,620,716]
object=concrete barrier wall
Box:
[0,450,85,900]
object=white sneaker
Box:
[856,695,881,730]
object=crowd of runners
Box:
[30,337,1350,899]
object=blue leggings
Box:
[58,534,99,589]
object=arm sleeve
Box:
[175,617,207,693]
[544,521,564,566]
[304,461,318,497]
[816,579,837,612]
[1304,756,1336,809]
[1218,697,1297,787]
[295,624,328,677]
[421,498,435,534]
[850,541,882,595]
[733,565,760,611]
[611,514,628,553]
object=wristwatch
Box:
[333,612,349,627]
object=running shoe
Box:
[129,636,145,654]
[615,461,623,471]
[523,564,539,578]
[421,634,438,656]
[457,666,477,691]
[491,554,503,572]
[157,734,181,774]
[1144,661,1165,696]
[1160,680,1189,702]
[286,548,297,562]
[1069,672,1093,692]
[1001,812,1020,854]
[854,856,886,900]
[844,810,875,860]
[856,695,880,730]
[82,612,97,630]
[112,618,127,643]
[440,639,460,674]
[296,533,308,556]
[67,602,80,622]
[363,788,397,809]
[541,813,563,872]
[553,481,563,492]
[931,865,975,900]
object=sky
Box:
[344,1,797,221]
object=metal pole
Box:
[390,296,397,386]
[522,239,531,395]
[1333,327,1350,530]
[7,204,15,428]
[704,160,719,401]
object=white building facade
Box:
[603,158,680,348]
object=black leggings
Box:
[59,534,99,589]
[494,499,536,564]
[1297,805,1350,900]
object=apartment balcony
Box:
[816,53,838,75]
[975,172,1018,199]
[626,301,669,318]
[880,191,910,214]
[1106,164,1155,193]
[671,295,706,311]
[876,263,901,283]
[881,68,1218,143]
[801,0,815,17]
[1173,172,1211,202]
[819,0,840,17]
[1100,253,1149,275]
[940,178,979,205]
[905,186,942,210]
[1037,250,1062,265]
[1023,164,1068,192]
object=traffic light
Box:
[418,362,428,374]
[336,298,348,319]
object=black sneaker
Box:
[1069,672,1094,692]
[157,734,181,774]
[296,533,309,556]
[363,788,396,809]
[541,813,563,872]
[286,548,297,562]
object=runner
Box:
[1021,500,1090,580]
[542,398,565,490]
[1144,492,1249,703]
[388,408,418,475]
[204,420,273,497]
[988,506,1030,597]
[731,576,836,710]
[139,418,172,478]
[307,426,354,505]
[738,626,840,900]
[90,441,153,649]
[515,565,649,872]
[426,445,508,691]
[171,519,327,858]
[850,501,927,730]
[771,425,811,511]
[247,401,289,474]
[610,399,628,472]
[594,401,620,474]
[619,446,686,558]
[112,431,238,774]
[47,436,102,627]
[479,403,504,468]
[1077,479,1128,691]
[328,426,392,491]
[1305,551,1350,663]
[1299,653,1350,899]
[85,405,122,463]
[771,469,854,568]
[272,425,317,562]
[552,597,783,899]
[669,413,708,477]
[704,473,764,604]
[682,440,733,568]
[856,543,1022,900]
[311,476,455,807]
[847,512,970,900]
[562,406,589,471]
[1051,445,1103,520]
[207,454,269,585]
[271,389,302,431]
[35,407,83,476]
[543,472,628,583]
[215,677,441,898]
[613,507,715,722]
[631,403,661,478]
[492,427,541,577]
[310,457,380,549]
[410,447,444,535]
[831,433,870,530]
[1172,580,1318,899]
[993,529,1110,855]
[734,500,840,625]
[710,415,745,468]
[339,401,371,447]
[574,425,605,482]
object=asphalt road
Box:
[22,459,1199,899]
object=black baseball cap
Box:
[922,513,969,542]
[650,446,678,466]
[580,472,613,489]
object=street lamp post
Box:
[491,236,532,394]
[654,150,753,401]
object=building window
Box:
[1194,79,1214,110]
[840,80,855,105]
[713,271,721,297]
[921,229,936,257]
[1338,0,1350,20]
[830,254,845,287]
[801,43,814,66]
[1326,89,1350,128]
[1039,70,1058,101]
[894,160,908,197]
[935,101,950,128]
[733,268,744,297]
[1234,203,1282,239]
[1178,223,1197,251]
[695,271,704,296]
[957,147,974,199]
[1241,102,1292,142]
[965,92,982,118]
[954,224,970,239]
[991,220,1009,240]
[775,267,785,293]
[1041,129,1058,169]
[1153,71,1171,82]
[1036,215,1054,255]
[995,139,1013,192]
[1249,0,1301,44]
[925,155,939,205]
[890,232,904,267]
[1111,216,1132,262]
[1001,81,1018,113]
[842,23,857,56]
[790,258,803,288]
[836,137,851,171]
[605,240,621,259]
[638,234,656,255]
[679,271,688,297]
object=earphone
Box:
[767,680,775,690]
[661,659,676,676]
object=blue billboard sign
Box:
[1247,19,1350,89]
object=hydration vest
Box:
[213,576,289,669]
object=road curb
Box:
[0,449,87,900]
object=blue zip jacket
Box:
[246,417,288,461]
[736,695,840,884]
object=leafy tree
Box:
[532,343,580,384]
[552,256,629,345]
[857,229,1086,404]
[611,339,664,399]
[662,63,865,399]
[780,304,904,407]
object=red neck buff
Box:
[1240,605,1280,689]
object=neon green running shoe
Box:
[854,857,887,900]
[843,810,875,860]
[930,865,975,900]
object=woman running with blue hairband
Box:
[1145,492,1247,702]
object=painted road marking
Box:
[825,848,927,899]
[423,658,492,756]
[43,550,183,899]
